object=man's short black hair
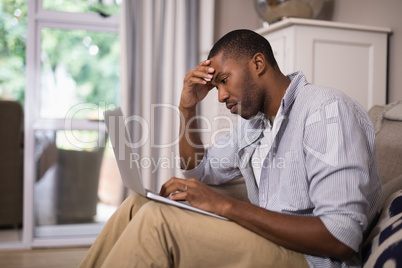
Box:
[208,29,278,68]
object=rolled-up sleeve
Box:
[181,123,244,185]
[304,100,381,251]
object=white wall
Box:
[213,0,402,103]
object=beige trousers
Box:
[79,194,308,268]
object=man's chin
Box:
[239,111,261,120]
[238,113,252,120]
[229,104,257,119]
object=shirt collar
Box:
[237,71,308,150]
[238,112,266,150]
[280,71,309,116]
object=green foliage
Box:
[0,0,121,112]
[41,28,120,113]
[42,0,121,16]
[0,0,27,104]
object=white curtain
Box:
[120,0,199,191]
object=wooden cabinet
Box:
[256,18,391,110]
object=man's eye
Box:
[221,78,227,84]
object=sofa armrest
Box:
[381,174,402,207]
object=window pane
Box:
[0,0,27,104]
[0,0,26,246]
[40,28,120,119]
[42,0,121,16]
[34,129,121,236]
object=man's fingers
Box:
[159,177,186,196]
[198,59,211,66]
[186,68,214,83]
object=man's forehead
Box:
[210,52,239,69]
[209,52,224,65]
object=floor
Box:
[0,247,89,268]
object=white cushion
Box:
[363,190,402,267]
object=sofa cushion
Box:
[369,102,402,185]
[381,174,402,207]
[383,100,402,121]
[362,189,402,267]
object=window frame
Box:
[22,0,120,249]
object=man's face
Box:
[209,52,265,119]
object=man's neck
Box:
[264,73,290,118]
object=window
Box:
[40,27,120,119]
[21,0,122,248]
[0,0,26,249]
[0,0,27,104]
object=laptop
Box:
[103,107,228,221]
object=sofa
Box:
[210,100,402,267]
[362,101,402,267]
[0,100,24,228]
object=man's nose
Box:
[218,87,229,103]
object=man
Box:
[80,29,381,267]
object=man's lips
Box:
[226,102,237,113]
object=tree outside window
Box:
[0,0,27,104]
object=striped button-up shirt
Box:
[182,71,381,267]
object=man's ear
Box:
[252,52,266,76]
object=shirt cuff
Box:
[181,155,206,179]
[320,214,364,252]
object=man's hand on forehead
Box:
[203,62,214,82]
